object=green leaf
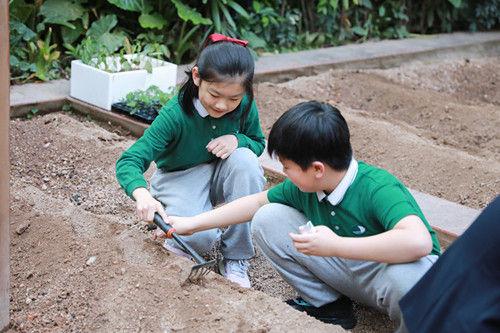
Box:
[171,0,212,25]
[9,0,35,23]
[378,6,385,17]
[82,12,89,30]
[331,0,339,10]
[352,26,367,36]
[107,0,143,12]
[227,1,250,19]
[253,1,261,12]
[36,22,45,33]
[61,22,85,44]
[221,5,237,31]
[396,26,409,38]
[86,14,118,37]
[262,16,269,27]
[448,0,462,8]
[10,55,20,67]
[362,0,372,9]
[139,13,167,29]
[211,0,222,32]
[9,21,36,43]
[39,0,85,28]
[399,13,409,21]
[241,30,267,49]
[174,25,199,63]
[98,32,126,53]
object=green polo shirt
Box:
[116,94,265,197]
[268,161,441,256]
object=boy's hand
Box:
[289,225,340,257]
[151,216,196,240]
[168,216,196,236]
[207,135,238,159]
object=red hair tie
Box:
[208,33,249,47]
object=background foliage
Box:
[9,0,500,83]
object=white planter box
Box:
[70,54,177,110]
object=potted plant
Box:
[69,38,177,111]
[112,85,176,123]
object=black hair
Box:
[178,39,255,125]
[268,101,352,171]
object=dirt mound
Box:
[10,114,134,217]
[272,62,500,161]
[9,114,340,332]
[366,56,500,106]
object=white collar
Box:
[194,98,209,118]
[316,158,358,206]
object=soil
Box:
[8,114,340,333]
[8,56,499,332]
[256,56,500,209]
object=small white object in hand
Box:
[299,221,316,234]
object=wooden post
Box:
[0,1,10,330]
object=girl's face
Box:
[192,67,245,118]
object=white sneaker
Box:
[219,259,251,288]
[163,241,193,260]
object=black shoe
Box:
[285,296,357,329]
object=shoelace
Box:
[225,260,249,278]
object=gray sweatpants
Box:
[150,148,265,260]
[252,203,438,333]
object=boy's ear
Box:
[192,66,201,87]
[311,161,325,178]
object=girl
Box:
[116,34,266,288]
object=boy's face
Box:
[279,157,321,192]
[192,67,245,118]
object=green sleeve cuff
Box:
[267,182,286,204]
[234,133,265,156]
[125,179,148,199]
[235,133,247,148]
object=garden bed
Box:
[9,56,499,332]
[8,113,340,333]
[256,56,499,209]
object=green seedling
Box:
[68,36,156,74]
[113,85,176,123]
[123,85,176,112]
[26,107,39,119]
[62,104,72,112]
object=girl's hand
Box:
[132,187,168,223]
[289,225,341,257]
[207,134,238,159]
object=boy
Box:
[160,101,441,332]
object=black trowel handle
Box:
[153,213,206,264]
